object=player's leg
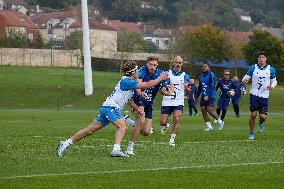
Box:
[249,94,260,139]
[126,106,145,155]
[258,97,268,133]
[142,106,154,135]
[111,117,129,157]
[249,111,257,140]
[232,99,240,117]
[220,98,230,121]
[57,120,103,157]
[188,101,193,116]
[192,104,199,116]
[57,107,107,157]
[200,98,213,131]
[206,97,224,130]
[169,107,183,146]
[160,106,172,134]
[216,98,222,117]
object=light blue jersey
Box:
[97,76,138,126]
[102,76,138,109]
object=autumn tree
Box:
[243,29,282,68]
[179,24,232,64]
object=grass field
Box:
[0,66,284,188]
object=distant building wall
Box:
[90,29,117,54]
[0,48,168,67]
[0,48,82,67]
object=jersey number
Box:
[170,84,179,99]
[257,83,262,90]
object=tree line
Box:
[27,0,284,30]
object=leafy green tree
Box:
[29,33,45,49]
[250,9,265,24]
[243,29,282,68]
[178,10,208,26]
[65,31,83,50]
[142,40,158,53]
[110,0,141,22]
[264,10,283,28]
[118,31,157,53]
[179,25,232,63]
[0,28,28,48]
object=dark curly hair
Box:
[121,60,138,75]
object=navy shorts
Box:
[250,94,268,114]
[144,105,153,119]
[200,97,216,107]
[161,105,184,115]
[133,95,153,119]
[217,97,230,110]
[96,106,123,127]
[231,98,240,106]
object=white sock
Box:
[63,138,73,149]
[170,133,176,142]
[206,122,213,129]
[127,141,134,151]
[217,118,223,124]
[113,144,121,152]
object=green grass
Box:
[0,66,284,188]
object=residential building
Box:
[31,9,117,53]
[103,19,142,33]
[2,0,28,15]
[144,28,183,51]
[233,8,252,23]
[0,0,4,9]
[0,9,39,42]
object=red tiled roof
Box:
[88,18,115,31]
[31,9,79,27]
[0,10,38,28]
[103,20,142,33]
[223,31,252,44]
[31,9,115,31]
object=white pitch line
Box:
[74,139,255,148]
[32,136,109,141]
[1,161,283,180]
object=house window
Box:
[28,33,33,42]
[164,40,169,45]
[48,23,53,34]
[156,39,159,46]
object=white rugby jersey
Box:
[243,64,277,98]
[102,76,137,109]
[162,70,189,106]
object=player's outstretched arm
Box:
[138,72,168,89]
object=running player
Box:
[160,56,190,146]
[242,51,277,140]
[57,60,168,157]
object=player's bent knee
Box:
[141,130,150,136]
[259,114,267,121]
